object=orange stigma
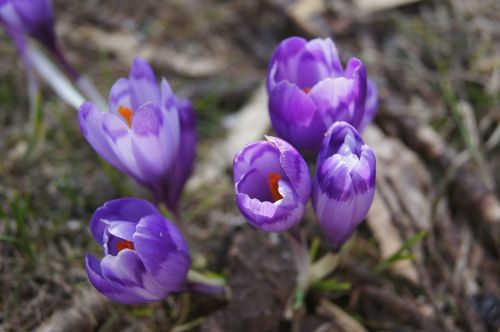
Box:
[302,86,312,94]
[267,172,283,202]
[116,239,134,252]
[118,105,133,127]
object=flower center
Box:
[118,105,133,127]
[116,239,134,252]
[267,172,283,202]
[302,86,312,94]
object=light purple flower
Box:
[78,57,195,213]
[267,36,378,154]
[85,198,190,304]
[233,136,311,232]
[312,122,376,250]
[0,0,56,51]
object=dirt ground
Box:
[1,0,499,331]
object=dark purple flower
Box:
[85,198,190,304]
[312,122,376,250]
[78,57,195,213]
[0,0,56,50]
[233,136,311,232]
[267,37,377,154]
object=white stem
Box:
[26,44,85,110]
[187,270,225,287]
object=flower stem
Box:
[186,269,226,297]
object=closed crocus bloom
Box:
[233,136,311,232]
[0,0,56,50]
[79,57,193,212]
[267,36,376,154]
[312,122,376,250]
[85,198,190,304]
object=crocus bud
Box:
[78,57,195,213]
[312,122,376,250]
[233,136,311,232]
[85,198,190,304]
[0,0,56,50]
[267,36,377,154]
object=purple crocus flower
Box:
[233,136,311,232]
[85,198,190,304]
[78,57,195,213]
[267,36,378,154]
[0,0,56,51]
[312,121,376,250]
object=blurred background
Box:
[0,0,499,331]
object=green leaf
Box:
[293,289,305,310]
[375,230,427,273]
[26,90,44,159]
[0,234,19,244]
[308,237,321,262]
[311,278,351,292]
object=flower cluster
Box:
[4,3,378,307]
[77,58,198,304]
[235,37,377,250]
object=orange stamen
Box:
[302,87,312,94]
[268,172,283,202]
[116,239,134,252]
[118,105,133,127]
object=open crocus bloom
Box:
[0,0,56,50]
[85,198,190,304]
[233,136,311,232]
[78,57,195,213]
[266,36,378,154]
[312,122,376,250]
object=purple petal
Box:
[235,182,305,232]
[236,168,273,203]
[133,215,190,292]
[100,112,145,181]
[265,136,311,203]
[162,97,196,212]
[108,78,132,114]
[90,198,160,245]
[304,38,343,76]
[100,249,146,288]
[359,79,378,131]
[107,221,136,241]
[131,102,177,183]
[78,102,125,170]
[267,36,307,91]
[267,37,344,92]
[129,57,160,109]
[159,79,180,161]
[343,58,367,128]
[269,81,327,153]
[85,254,149,304]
